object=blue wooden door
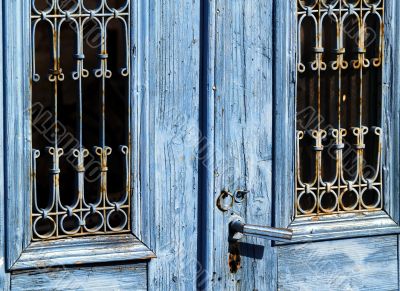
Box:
[1,0,203,289]
[198,0,400,290]
[1,0,400,290]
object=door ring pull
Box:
[216,190,234,212]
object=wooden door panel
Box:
[11,263,147,291]
[144,0,201,290]
[0,0,201,289]
[205,0,400,290]
[205,1,276,290]
[278,236,398,290]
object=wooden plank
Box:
[131,0,148,243]
[391,1,400,288]
[143,0,201,290]
[11,235,154,271]
[209,1,276,289]
[277,211,400,245]
[273,0,297,229]
[3,0,32,269]
[382,0,400,224]
[0,0,10,288]
[11,263,147,291]
[278,236,399,290]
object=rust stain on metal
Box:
[216,190,234,212]
[228,242,241,274]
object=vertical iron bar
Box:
[78,1,84,234]
[337,0,342,212]
[101,0,107,232]
[53,3,59,236]
[317,1,321,214]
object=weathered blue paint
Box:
[278,236,398,290]
[144,0,201,289]
[204,1,276,289]
[10,235,154,271]
[273,0,297,231]
[0,0,9,288]
[11,262,147,290]
[383,0,400,224]
[3,0,32,271]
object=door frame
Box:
[197,0,400,289]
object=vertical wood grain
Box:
[0,0,10,288]
[273,0,297,229]
[392,0,400,288]
[143,1,201,290]
[382,0,400,224]
[207,1,276,289]
[278,236,399,290]
[11,263,147,291]
[3,0,31,270]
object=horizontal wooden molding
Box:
[10,234,155,271]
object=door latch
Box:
[229,215,293,242]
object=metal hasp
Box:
[229,215,293,242]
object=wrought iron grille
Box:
[296,0,384,216]
[30,0,131,240]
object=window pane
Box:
[31,0,131,239]
[296,0,384,216]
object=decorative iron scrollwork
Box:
[296,0,384,216]
[30,0,131,240]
